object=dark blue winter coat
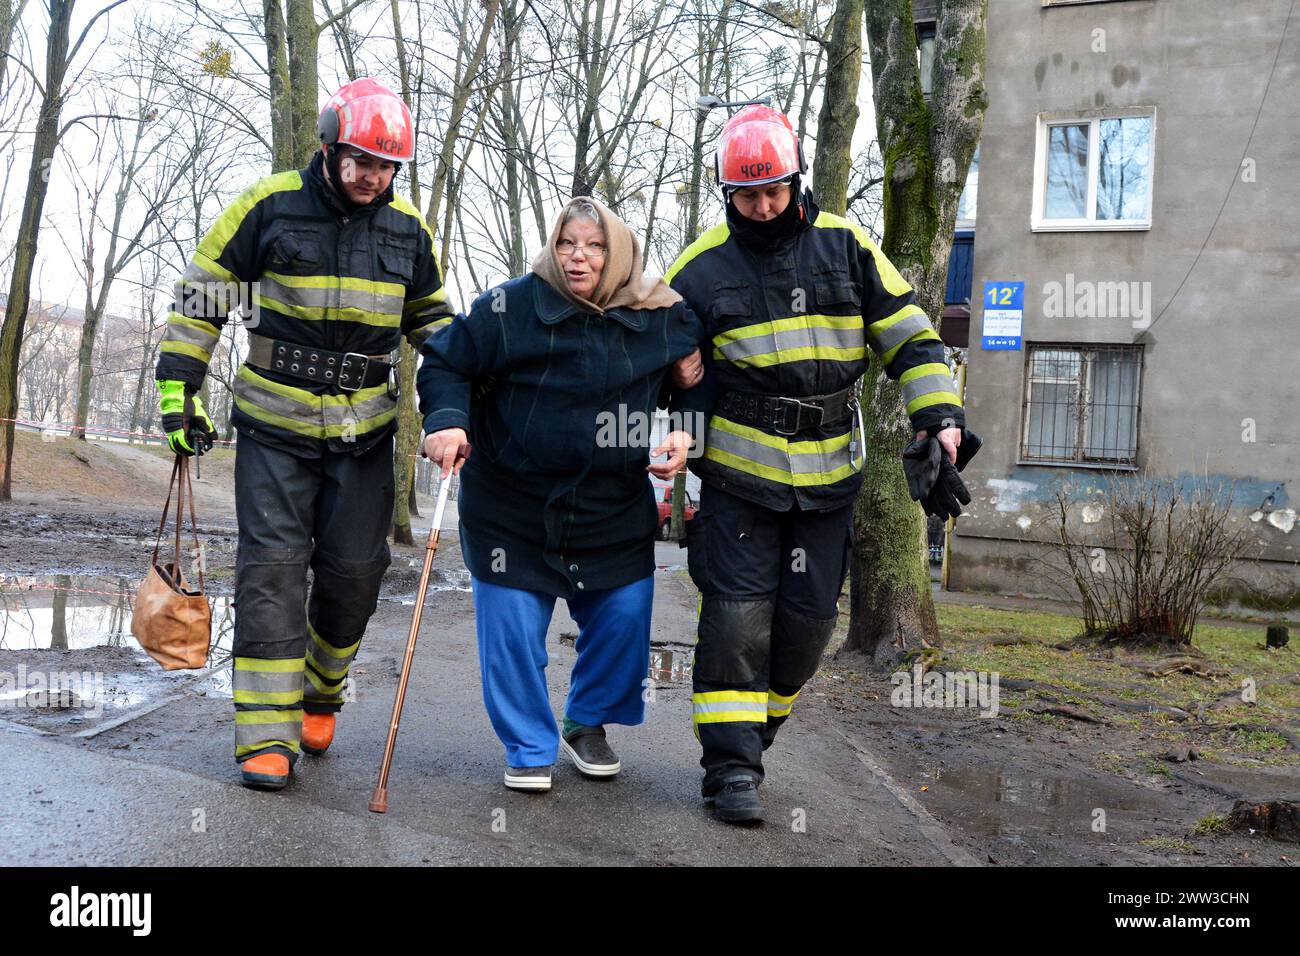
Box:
[417,272,707,598]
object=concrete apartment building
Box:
[942,0,1299,606]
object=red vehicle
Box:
[656,485,697,540]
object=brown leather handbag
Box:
[131,455,212,670]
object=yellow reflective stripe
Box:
[262,270,406,298]
[713,312,862,346]
[768,688,800,717]
[868,303,926,338]
[198,170,302,264]
[237,364,388,408]
[694,711,769,724]
[308,623,360,660]
[304,666,340,694]
[882,327,941,366]
[711,344,865,367]
[709,415,849,456]
[235,708,304,725]
[813,210,912,297]
[694,691,768,704]
[907,390,964,414]
[167,314,221,338]
[404,287,450,314]
[233,689,302,706]
[389,194,434,243]
[235,657,303,674]
[234,395,396,439]
[160,340,212,363]
[664,222,731,283]
[704,446,856,487]
[255,293,400,328]
[900,362,953,385]
[193,251,235,284]
[237,740,301,757]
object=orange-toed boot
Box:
[302,712,336,756]
[240,752,290,791]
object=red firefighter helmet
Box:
[715,105,807,189]
[317,78,415,163]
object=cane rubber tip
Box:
[368,788,389,814]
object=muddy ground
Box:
[1,434,1297,866]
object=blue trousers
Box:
[471,574,654,768]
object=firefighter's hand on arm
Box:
[670,348,704,389]
[648,430,693,480]
[422,427,471,478]
[903,427,982,520]
[157,379,216,457]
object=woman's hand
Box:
[670,349,704,389]
[422,427,471,478]
[648,430,693,479]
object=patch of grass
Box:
[1141,836,1196,855]
[1192,812,1232,837]
[1144,761,1173,778]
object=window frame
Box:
[1019,342,1144,469]
[1031,108,1157,232]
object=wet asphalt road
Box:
[0,539,966,866]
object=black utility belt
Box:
[245,333,395,392]
[717,386,857,436]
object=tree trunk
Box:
[263,0,296,172]
[285,0,321,168]
[0,0,74,501]
[842,0,987,668]
[812,0,863,213]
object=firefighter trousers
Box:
[685,484,851,796]
[230,434,394,765]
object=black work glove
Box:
[901,428,982,520]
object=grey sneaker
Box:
[704,775,765,825]
[560,726,621,778]
[504,765,553,791]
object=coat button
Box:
[576,582,585,590]
[569,564,578,573]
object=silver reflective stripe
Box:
[692,700,769,714]
[258,274,405,321]
[902,372,959,406]
[321,391,397,430]
[718,321,865,363]
[235,717,302,747]
[162,318,220,354]
[705,425,790,472]
[233,374,317,422]
[233,666,303,695]
[869,310,930,354]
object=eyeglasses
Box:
[556,239,607,259]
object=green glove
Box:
[157,380,216,456]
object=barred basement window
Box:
[1021,344,1142,466]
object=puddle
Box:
[649,646,693,683]
[927,764,1165,840]
[386,565,472,602]
[0,574,236,731]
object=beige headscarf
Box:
[531,195,681,314]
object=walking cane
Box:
[369,450,466,814]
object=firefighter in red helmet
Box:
[155,78,456,790]
[665,104,977,824]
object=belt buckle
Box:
[773,397,802,436]
[338,352,369,393]
[773,397,824,435]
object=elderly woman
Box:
[416,197,706,792]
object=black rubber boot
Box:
[705,774,765,825]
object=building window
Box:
[956,145,979,227]
[1032,111,1155,230]
[916,22,936,96]
[1021,344,1142,466]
